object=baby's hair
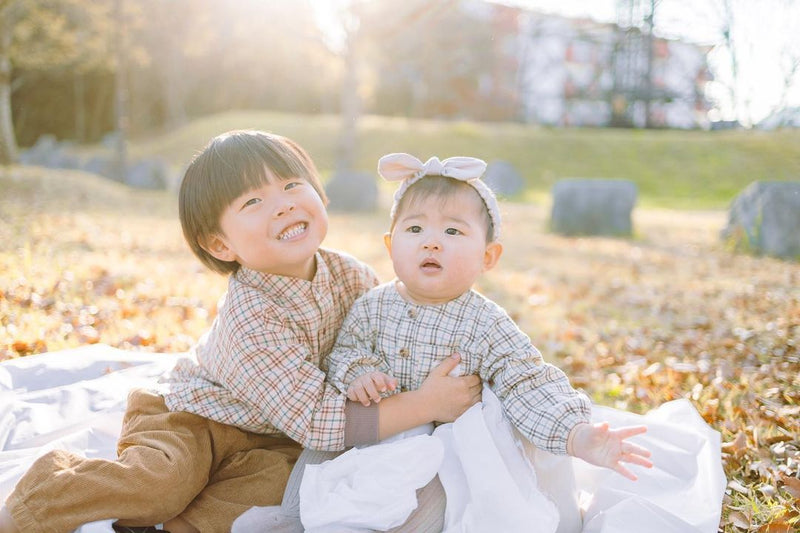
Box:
[179,130,327,274]
[391,176,496,242]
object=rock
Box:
[125,158,168,189]
[19,135,80,169]
[483,160,525,197]
[324,171,379,212]
[721,181,800,259]
[550,179,637,236]
[83,156,115,179]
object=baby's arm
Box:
[327,299,394,394]
[568,422,652,480]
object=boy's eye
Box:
[284,181,303,191]
[243,197,261,208]
[406,225,422,233]
[445,227,462,235]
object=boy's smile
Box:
[277,222,308,241]
[209,177,328,280]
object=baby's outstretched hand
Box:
[568,422,653,481]
[347,371,397,406]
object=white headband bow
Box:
[377,153,501,240]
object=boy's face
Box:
[385,188,502,305]
[206,175,328,280]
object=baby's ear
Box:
[202,234,237,262]
[482,241,503,272]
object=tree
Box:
[311,0,458,173]
[0,0,112,164]
[662,0,800,126]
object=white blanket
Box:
[0,345,183,532]
[0,346,726,533]
[297,386,727,533]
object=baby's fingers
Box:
[622,440,652,460]
[362,379,383,403]
[353,387,373,406]
[613,462,639,482]
[373,374,397,393]
[614,425,648,440]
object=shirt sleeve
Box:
[327,296,392,394]
[480,311,592,455]
[220,318,349,451]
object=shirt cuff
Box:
[343,400,379,447]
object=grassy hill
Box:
[129,110,800,209]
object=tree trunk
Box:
[0,6,18,165]
[113,0,128,182]
[74,72,86,142]
[336,29,359,175]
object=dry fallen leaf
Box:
[722,431,749,456]
[779,473,800,501]
[727,510,751,530]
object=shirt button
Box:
[399,348,409,358]
[407,309,417,319]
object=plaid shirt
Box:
[328,281,591,455]
[162,249,379,451]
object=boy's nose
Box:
[275,203,295,217]
[423,240,441,251]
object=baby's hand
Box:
[347,371,398,406]
[568,422,653,481]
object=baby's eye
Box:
[406,225,422,233]
[445,227,462,235]
[284,180,303,191]
[242,197,261,208]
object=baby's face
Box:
[386,188,500,305]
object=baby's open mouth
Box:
[278,222,307,240]
[420,258,441,270]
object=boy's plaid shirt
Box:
[162,249,379,451]
[328,282,591,455]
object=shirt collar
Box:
[234,251,331,298]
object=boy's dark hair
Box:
[179,130,327,275]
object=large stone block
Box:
[483,160,525,197]
[324,171,379,212]
[550,179,637,236]
[721,181,800,259]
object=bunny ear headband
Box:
[377,153,501,240]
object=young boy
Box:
[0,133,480,533]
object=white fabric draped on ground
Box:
[0,346,726,532]
[296,385,726,533]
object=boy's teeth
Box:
[279,223,306,240]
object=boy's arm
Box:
[374,353,481,440]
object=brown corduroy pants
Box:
[4,388,301,533]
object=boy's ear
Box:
[383,232,393,257]
[202,234,237,262]
[482,241,503,272]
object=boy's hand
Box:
[568,422,653,481]
[347,371,397,406]
[418,353,482,422]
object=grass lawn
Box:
[2,114,799,530]
[127,110,800,209]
